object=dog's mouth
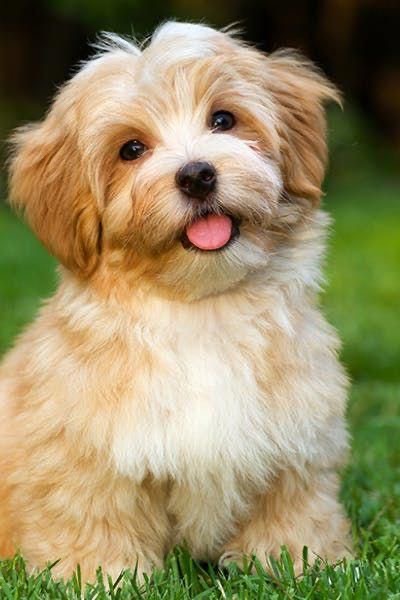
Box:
[181,212,240,251]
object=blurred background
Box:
[0,0,399,556]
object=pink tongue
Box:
[185,214,233,250]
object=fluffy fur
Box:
[0,22,351,580]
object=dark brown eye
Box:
[210,111,236,132]
[119,140,147,161]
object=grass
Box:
[0,114,399,596]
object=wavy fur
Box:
[1,22,350,581]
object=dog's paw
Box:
[218,549,246,570]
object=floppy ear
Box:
[8,98,101,276]
[265,51,341,205]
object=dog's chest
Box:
[112,300,275,490]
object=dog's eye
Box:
[119,140,147,161]
[210,111,236,132]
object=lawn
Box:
[0,124,399,596]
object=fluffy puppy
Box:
[0,22,351,581]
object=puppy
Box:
[0,22,351,580]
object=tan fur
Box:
[221,469,351,571]
[1,22,351,580]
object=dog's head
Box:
[9,22,340,300]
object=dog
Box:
[0,22,351,581]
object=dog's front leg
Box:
[2,466,169,583]
[220,468,352,573]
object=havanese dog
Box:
[0,21,352,581]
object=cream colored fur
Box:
[0,22,351,581]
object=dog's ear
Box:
[264,51,341,205]
[8,94,101,276]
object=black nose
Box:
[176,161,216,199]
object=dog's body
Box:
[0,22,351,580]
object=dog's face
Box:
[9,23,339,300]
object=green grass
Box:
[0,163,399,596]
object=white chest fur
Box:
[112,291,276,487]
[106,282,346,555]
[111,290,280,554]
